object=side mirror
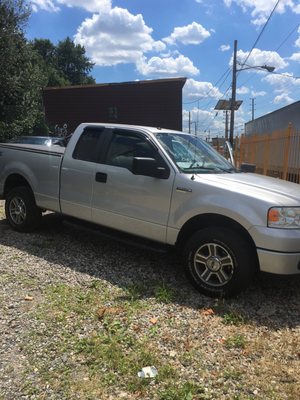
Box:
[240,162,256,173]
[132,157,170,179]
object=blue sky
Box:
[26,0,300,138]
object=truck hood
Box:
[196,172,300,206]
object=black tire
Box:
[184,227,257,298]
[5,186,42,232]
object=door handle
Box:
[95,172,107,183]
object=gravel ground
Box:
[0,200,300,400]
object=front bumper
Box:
[257,248,300,275]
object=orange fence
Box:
[235,124,300,184]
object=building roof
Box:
[43,77,187,91]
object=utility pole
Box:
[229,39,238,146]
[251,98,255,120]
[224,110,229,140]
[219,39,274,145]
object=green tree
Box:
[31,39,69,87]
[56,37,95,85]
[32,37,95,86]
[0,0,47,140]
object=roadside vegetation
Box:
[0,202,299,399]
[0,0,95,141]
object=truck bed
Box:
[0,143,65,212]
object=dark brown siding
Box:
[42,78,186,134]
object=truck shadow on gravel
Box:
[0,213,299,330]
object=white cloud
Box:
[223,0,296,26]
[295,26,300,47]
[236,86,249,94]
[31,0,112,12]
[182,105,246,137]
[273,93,295,104]
[289,52,300,62]
[31,0,59,12]
[263,73,300,104]
[163,22,210,45]
[74,7,165,66]
[251,90,266,97]
[263,72,300,88]
[235,48,288,71]
[183,78,222,100]
[136,55,199,77]
[182,107,224,136]
[59,0,111,13]
[32,1,200,78]
[219,44,230,52]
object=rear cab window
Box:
[72,127,105,163]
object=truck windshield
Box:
[155,132,235,174]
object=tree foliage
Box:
[0,1,96,140]
[0,0,47,139]
[32,37,95,86]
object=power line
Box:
[183,67,231,105]
[275,23,299,52]
[240,0,281,68]
[269,71,300,80]
[187,1,295,134]
[237,23,300,88]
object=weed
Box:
[148,324,159,337]
[222,311,247,326]
[224,369,244,380]
[154,283,174,304]
[122,282,145,302]
[159,381,205,400]
[225,334,246,349]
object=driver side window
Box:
[106,130,157,171]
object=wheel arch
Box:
[4,174,33,198]
[176,213,258,265]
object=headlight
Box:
[268,207,300,229]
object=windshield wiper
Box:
[183,165,236,173]
[183,166,219,172]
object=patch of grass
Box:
[0,271,38,289]
[53,328,163,396]
[159,380,205,400]
[154,282,174,304]
[121,282,146,302]
[222,311,247,326]
[22,281,186,398]
[223,369,244,381]
[180,350,197,367]
[225,334,247,349]
[41,284,98,319]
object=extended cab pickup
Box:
[1,123,300,297]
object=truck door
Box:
[60,127,105,221]
[91,129,176,243]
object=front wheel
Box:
[184,227,257,298]
[5,186,42,232]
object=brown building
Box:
[42,77,186,135]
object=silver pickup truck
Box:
[1,123,300,297]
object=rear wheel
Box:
[184,227,257,298]
[5,186,42,232]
